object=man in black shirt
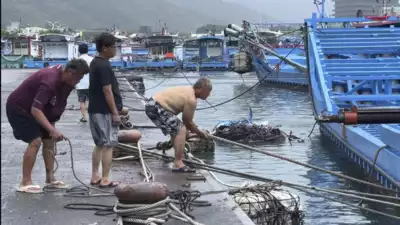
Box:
[88,33,124,188]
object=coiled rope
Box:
[114,198,172,225]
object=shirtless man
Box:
[145,77,212,172]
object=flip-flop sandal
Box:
[90,179,102,186]
[45,180,69,189]
[80,118,87,123]
[17,184,43,194]
[172,165,196,173]
[99,181,120,189]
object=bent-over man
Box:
[6,59,89,193]
[145,77,212,173]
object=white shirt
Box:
[76,54,93,90]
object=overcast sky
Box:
[224,0,334,22]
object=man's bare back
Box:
[153,86,197,115]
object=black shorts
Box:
[6,105,51,143]
[77,89,89,103]
[144,98,182,137]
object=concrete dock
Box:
[1,69,254,225]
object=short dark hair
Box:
[78,43,89,54]
[65,58,89,75]
[95,32,116,52]
[193,77,212,90]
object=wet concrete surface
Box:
[1,69,254,225]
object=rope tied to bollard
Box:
[113,142,205,225]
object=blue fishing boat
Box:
[252,31,308,86]
[305,13,400,191]
[225,1,400,192]
[124,43,150,70]
[183,35,230,71]
[226,22,308,85]
[23,33,78,68]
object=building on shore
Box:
[333,0,400,17]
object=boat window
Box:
[43,42,68,59]
[14,41,28,49]
[183,40,199,48]
[227,40,239,47]
[13,40,29,55]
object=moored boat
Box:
[183,33,230,71]
[224,0,400,192]
[23,33,78,68]
[304,12,400,190]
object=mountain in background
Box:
[1,0,275,32]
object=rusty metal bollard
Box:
[114,182,169,204]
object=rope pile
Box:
[229,184,304,225]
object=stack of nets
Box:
[229,184,304,225]
[212,121,285,143]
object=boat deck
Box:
[0,69,254,225]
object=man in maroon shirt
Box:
[6,59,89,194]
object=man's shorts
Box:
[6,103,51,143]
[77,89,89,103]
[89,113,119,147]
[144,98,182,137]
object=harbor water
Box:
[133,71,399,225]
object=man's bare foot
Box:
[90,176,102,185]
[45,175,56,184]
[99,179,120,188]
[20,180,33,187]
[173,162,186,169]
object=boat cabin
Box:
[6,35,35,56]
[145,35,177,60]
[197,36,227,62]
[38,34,77,61]
[183,39,199,59]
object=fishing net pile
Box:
[212,120,286,143]
[229,184,304,225]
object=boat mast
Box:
[314,0,327,18]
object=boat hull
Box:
[320,122,400,190]
[183,61,229,71]
[23,59,68,68]
[256,69,308,86]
